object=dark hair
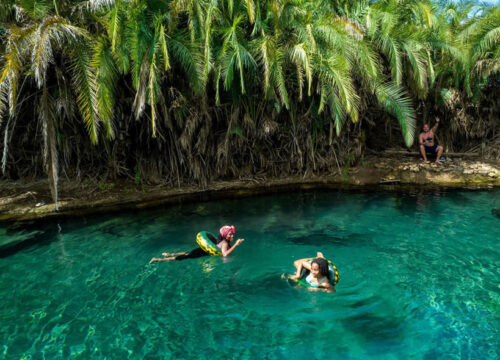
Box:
[311,258,330,280]
[216,233,230,245]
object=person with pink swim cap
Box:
[149,225,245,263]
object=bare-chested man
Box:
[419,116,443,163]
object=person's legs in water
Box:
[150,248,208,263]
[162,252,187,257]
[173,247,208,260]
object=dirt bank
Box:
[1,155,499,224]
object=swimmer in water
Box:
[149,225,244,263]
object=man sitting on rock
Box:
[419,116,444,163]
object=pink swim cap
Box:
[219,225,236,239]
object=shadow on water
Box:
[286,231,372,247]
[391,189,447,217]
[392,188,496,219]
[0,212,125,257]
[341,311,404,343]
[0,221,54,257]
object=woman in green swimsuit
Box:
[287,252,336,292]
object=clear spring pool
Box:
[1,189,499,359]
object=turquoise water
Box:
[1,189,499,359]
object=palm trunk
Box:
[41,85,59,210]
[1,116,12,175]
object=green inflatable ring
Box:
[295,258,339,287]
[196,231,223,256]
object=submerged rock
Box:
[492,209,500,219]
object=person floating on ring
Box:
[284,252,337,293]
[149,225,244,263]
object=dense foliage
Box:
[0,0,499,206]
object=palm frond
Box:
[107,2,121,52]
[158,24,170,71]
[202,0,217,83]
[0,81,7,125]
[133,53,149,120]
[256,37,271,94]
[32,16,87,88]
[1,115,11,175]
[330,91,347,136]
[270,61,289,109]
[18,0,50,19]
[290,43,312,96]
[0,46,22,117]
[32,21,54,88]
[474,26,500,60]
[245,0,256,24]
[148,54,158,137]
[314,24,345,52]
[88,0,115,12]
[411,1,433,27]
[92,35,116,138]
[223,52,236,91]
[350,40,381,90]
[317,56,359,122]
[380,34,402,85]
[304,24,317,51]
[71,39,101,144]
[238,47,257,94]
[402,41,428,94]
[431,41,467,64]
[427,50,435,87]
[318,84,328,114]
[375,82,416,147]
[168,33,203,92]
[332,16,364,40]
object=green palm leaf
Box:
[71,39,101,144]
[401,41,428,94]
[168,33,203,93]
[0,46,21,118]
[375,83,416,147]
[290,43,312,97]
[474,26,500,60]
[270,61,289,109]
[92,36,117,139]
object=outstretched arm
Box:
[319,279,336,293]
[220,239,244,257]
[290,253,325,279]
[431,116,440,133]
[289,258,314,279]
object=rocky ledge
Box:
[0,155,499,226]
[369,157,500,185]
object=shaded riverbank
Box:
[1,155,499,224]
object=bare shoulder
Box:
[218,240,229,249]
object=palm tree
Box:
[0,4,104,209]
[1,0,498,192]
[469,6,500,85]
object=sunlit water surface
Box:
[1,189,499,359]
